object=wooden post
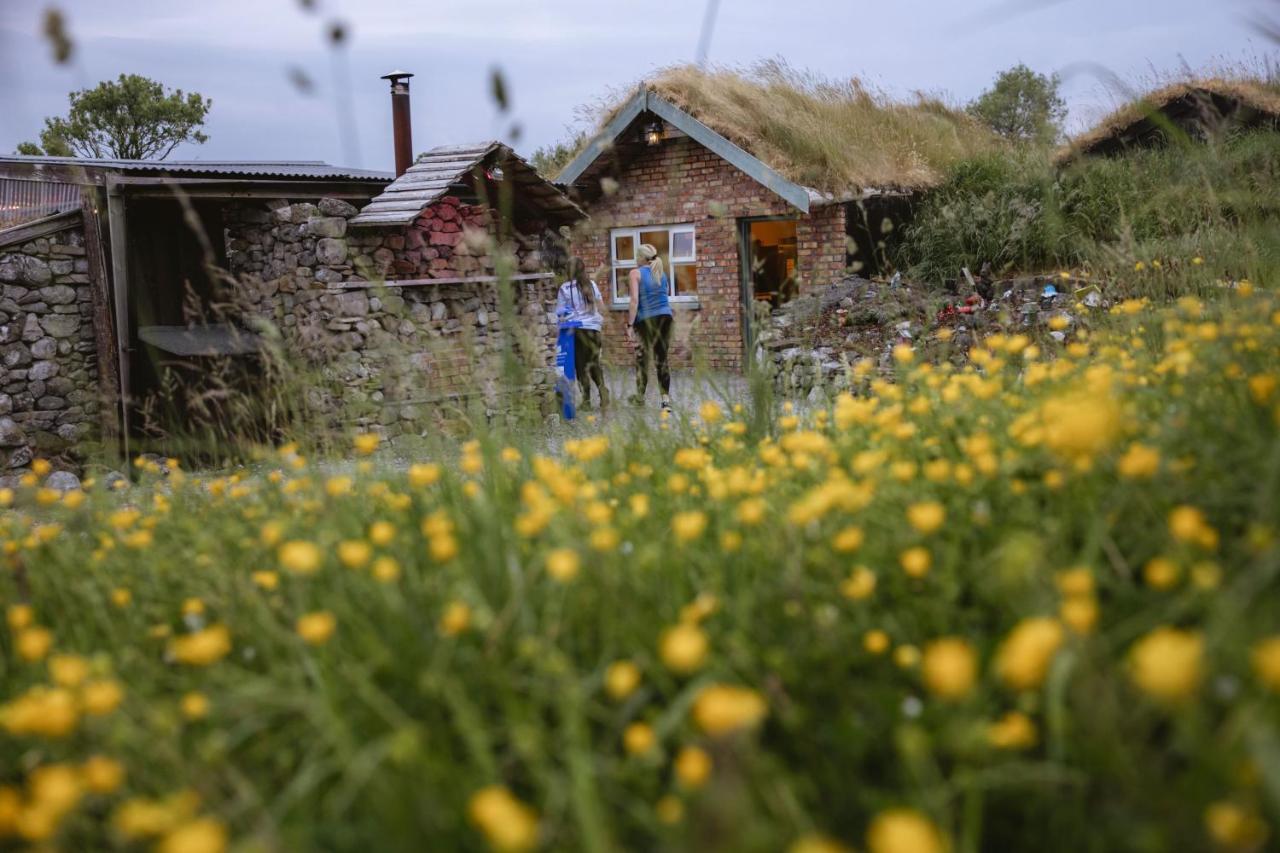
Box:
[80,187,122,459]
[105,181,131,461]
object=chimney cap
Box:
[381,70,414,82]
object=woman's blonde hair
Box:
[638,243,665,287]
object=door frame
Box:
[737,214,799,359]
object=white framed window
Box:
[610,224,698,305]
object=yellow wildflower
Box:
[468,786,539,852]
[1250,635,1280,692]
[1128,626,1203,702]
[921,637,977,700]
[661,623,708,675]
[995,618,1065,691]
[545,548,580,582]
[296,612,336,645]
[987,710,1037,749]
[840,567,877,601]
[674,745,712,788]
[81,755,126,794]
[169,625,232,667]
[623,722,656,755]
[605,660,641,700]
[337,539,372,569]
[692,684,767,736]
[439,601,472,637]
[906,501,946,534]
[672,510,708,543]
[279,540,323,575]
[866,808,946,853]
[899,547,932,579]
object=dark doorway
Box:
[738,216,798,355]
[844,194,914,278]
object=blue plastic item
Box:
[555,320,582,420]
[1042,284,1059,298]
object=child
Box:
[555,258,609,410]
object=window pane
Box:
[672,230,694,259]
[613,268,631,302]
[674,263,697,295]
[613,233,634,263]
[638,229,671,293]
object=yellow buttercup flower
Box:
[994,618,1065,691]
[1250,635,1280,692]
[169,625,232,667]
[81,755,126,794]
[157,816,228,853]
[337,539,373,569]
[623,722,656,755]
[181,692,210,720]
[674,745,712,788]
[864,629,890,655]
[987,710,1037,749]
[866,808,946,853]
[899,547,932,579]
[372,556,401,583]
[439,601,472,637]
[921,637,977,700]
[468,786,539,852]
[672,510,708,543]
[545,548,580,582]
[605,660,641,700]
[353,432,381,455]
[1204,801,1269,850]
[1128,626,1203,702]
[296,611,336,645]
[841,566,877,601]
[692,684,767,736]
[408,463,441,487]
[279,540,323,575]
[16,625,54,662]
[81,678,125,715]
[660,623,708,674]
[906,501,945,534]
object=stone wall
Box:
[0,220,100,471]
[574,135,848,372]
[223,196,560,431]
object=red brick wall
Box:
[573,136,847,371]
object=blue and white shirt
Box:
[555,279,604,331]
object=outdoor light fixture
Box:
[643,121,663,147]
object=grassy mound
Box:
[578,60,1001,195]
[2,284,1279,851]
[900,129,1280,285]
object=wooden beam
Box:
[556,88,649,186]
[0,209,83,250]
[79,187,122,458]
[327,272,554,290]
[105,181,131,461]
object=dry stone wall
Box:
[0,221,100,474]
[223,196,560,431]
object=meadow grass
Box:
[2,277,1279,852]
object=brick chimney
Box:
[381,70,414,177]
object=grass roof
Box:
[590,61,1000,196]
[1058,75,1280,164]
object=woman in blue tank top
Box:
[626,244,674,411]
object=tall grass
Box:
[581,60,1001,194]
[3,287,1280,851]
[900,129,1280,285]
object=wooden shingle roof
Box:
[350,141,584,227]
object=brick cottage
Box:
[559,87,906,371]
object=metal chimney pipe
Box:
[381,70,414,177]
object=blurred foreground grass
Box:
[2,283,1280,852]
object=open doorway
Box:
[739,217,798,352]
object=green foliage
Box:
[20,74,211,160]
[900,129,1280,282]
[530,131,590,179]
[967,64,1067,144]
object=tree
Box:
[968,64,1067,144]
[530,131,590,179]
[19,74,211,160]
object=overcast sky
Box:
[0,0,1275,172]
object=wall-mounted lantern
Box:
[643,121,663,147]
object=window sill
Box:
[609,299,700,311]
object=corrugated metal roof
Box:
[350,141,584,227]
[0,154,391,182]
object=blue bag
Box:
[555,320,582,420]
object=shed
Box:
[1057,78,1280,163]
[0,155,391,465]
